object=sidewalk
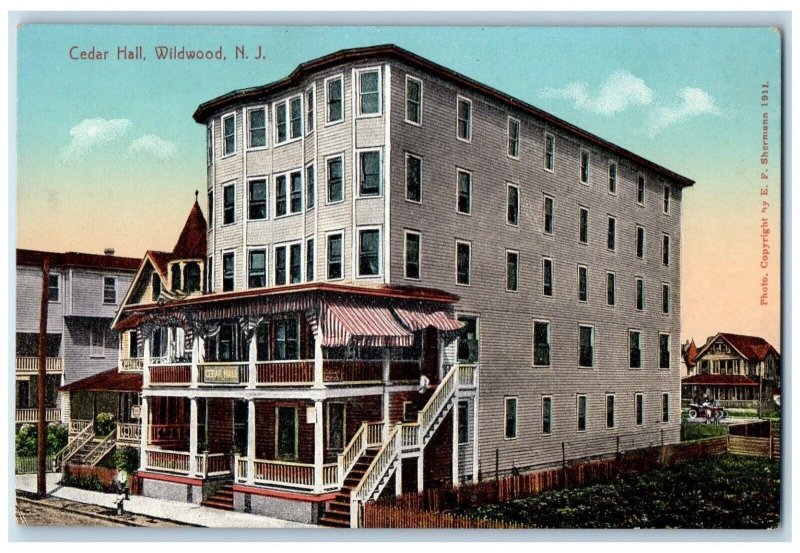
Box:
[16,473,319,529]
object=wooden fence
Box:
[365,503,521,529]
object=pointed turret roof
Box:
[172,198,207,259]
[683,339,699,367]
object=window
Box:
[577,265,588,302]
[456,315,479,363]
[358,228,381,277]
[306,238,315,282]
[579,207,589,244]
[327,156,344,203]
[607,216,616,251]
[629,330,642,368]
[89,326,106,357]
[457,170,471,214]
[103,276,116,304]
[607,272,616,306]
[662,235,670,266]
[274,318,299,360]
[456,240,471,285]
[543,196,554,234]
[504,397,517,439]
[223,183,235,225]
[151,273,161,301]
[577,395,587,431]
[358,150,381,196]
[533,321,550,366]
[606,395,615,429]
[402,402,416,422]
[406,154,422,203]
[222,113,236,156]
[207,190,214,229]
[358,69,381,116]
[305,164,315,210]
[580,150,590,184]
[290,96,302,139]
[457,96,472,141]
[458,400,469,444]
[544,133,555,171]
[206,256,213,293]
[406,76,422,124]
[636,278,645,311]
[637,175,645,205]
[247,108,267,149]
[404,231,420,280]
[206,124,213,165]
[663,186,670,214]
[326,76,343,123]
[635,394,644,425]
[328,403,345,451]
[507,184,519,226]
[290,171,302,213]
[507,118,520,158]
[276,406,298,461]
[274,246,287,285]
[542,257,553,297]
[542,397,552,434]
[248,249,266,288]
[659,334,671,369]
[579,325,594,368]
[248,179,267,220]
[184,263,201,293]
[275,244,301,285]
[636,226,645,258]
[662,283,670,314]
[506,251,518,291]
[275,102,287,143]
[305,87,314,133]
[129,330,139,358]
[662,393,670,423]
[222,252,235,292]
[171,265,181,292]
[327,233,343,280]
[608,162,617,194]
[48,274,59,302]
[274,175,286,216]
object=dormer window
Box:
[171,264,182,291]
[184,262,202,294]
[151,273,161,302]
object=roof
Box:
[59,368,142,393]
[682,374,759,387]
[695,333,780,362]
[683,339,699,367]
[146,250,172,278]
[194,44,693,188]
[17,249,140,272]
[172,200,207,259]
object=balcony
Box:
[16,357,62,375]
[16,408,62,424]
[119,357,144,372]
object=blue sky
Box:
[15,25,782,346]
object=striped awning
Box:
[393,304,464,332]
[323,299,413,347]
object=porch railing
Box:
[195,452,233,477]
[148,364,192,386]
[458,364,478,388]
[324,359,383,383]
[389,360,422,382]
[337,421,385,486]
[255,360,314,385]
[16,408,61,424]
[149,424,189,444]
[145,448,190,474]
[120,357,144,372]
[117,422,141,444]
[198,362,249,386]
[235,456,338,490]
[16,356,63,375]
[70,419,92,435]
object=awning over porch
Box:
[60,368,143,393]
[323,299,413,347]
[392,304,464,333]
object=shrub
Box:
[95,412,116,436]
[47,423,68,453]
[113,446,140,480]
[15,423,69,456]
[59,472,109,493]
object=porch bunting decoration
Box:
[322,297,414,347]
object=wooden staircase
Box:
[319,448,379,528]
[201,483,235,511]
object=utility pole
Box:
[37,257,50,498]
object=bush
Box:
[59,472,109,493]
[113,446,140,480]
[15,423,69,457]
[95,412,116,436]
[47,423,68,453]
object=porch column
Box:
[143,335,151,388]
[313,311,324,388]
[247,399,256,485]
[248,334,257,389]
[382,347,391,441]
[189,397,199,476]
[139,396,149,471]
[190,335,199,388]
[417,450,424,492]
[395,458,403,496]
[314,400,324,492]
[452,390,460,487]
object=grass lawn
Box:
[459,455,779,529]
[680,423,728,442]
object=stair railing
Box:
[416,364,458,446]
[337,421,384,487]
[53,421,95,470]
[350,423,401,523]
[83,431,116,466]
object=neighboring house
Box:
[681,332,781,408]
[112,44,690,526]
[15,249,139,429]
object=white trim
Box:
[578,206,589,244]
[661,282,671,315]
[403,229,422,281]
[273,169,304,219]
[635,225,646,259]
[662,233,671,266]
[273,94,304,146]
[221,181,237,227]
[206,255,214,293]
[606,270,616,307]
[578,323,595,369]
[355,225,383,279]
[506,182,519,227]
[659,333,671,370]
[245,245,269,289]
[635,393,645,426]
[503,396,518,440]
[577,264,588,303]
[206,123,213,166]
[661,392,671,423]
[102,275,117,305]
[544,132,555,172]
[304,85,315,135]
[246,176,269,221]
[304,161,316,211]
[404,152,423,204]
[532,319,551,368]
[324,229,345,282]
[355,66,383,118]
[221,111,237,158]
[607,215,617,252]
[88,324,107,359]
[323,74,345,126]
[221,249,237,292]
[607,161,618,195]
[637,173,646,206]
[305,236,316,283]
[543,194,554,235]
[355,147,383,199]
[663,185,671,215]
[273,240,303,286]
[635,276,645,311]
[324,153,346,205]
[629,328,643,369]
[507,116,521,159]
[404,74,423,126]
[455,238,472,287]
[505,249,519,292]
[605,394,616,429]
[456,167,472,215]
[456,95,473,143]
[541,395,553,435]
[580,148,590,185]
[576,394,588,432]
[542,256,553,297]
[245,106,269,151]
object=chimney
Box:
[104,248,115,256]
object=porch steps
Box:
[68,438,115,467]
[319,448,379,528]
[201,483,235,511]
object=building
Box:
[15,249,139,429]
[112,44,691,526]
[681,332,780,409]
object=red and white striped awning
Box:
[393,304,464,333]
[323,299,413,347]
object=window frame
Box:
[356,226,382,278]
[544,132,555,172]
[221,112,237,158]
[608,162,617,195]
[504,396,518,440]
[324,74,345,125]
[506,249,519,292]
[222,182,236,226]
[326,230,345,281]
[403,229,421,281]
[635,277,645,311]
[659,333,671,370]
[577,264,588,303]
[457,400,469,444]
[206,123,213,166]
[543,195,555,235]
[580,149,590,185]
[578,324,595,369]
[247,177,268,221]
[206,255,213,293]
[455,239,472,287]
[606,271,616,307]
[356,148,383,198]
[607,215,616,251]
[606,394,616,429]
[356,66,383,118]
[325,153,345,205]
[635,393,644,426]
[274,170,304,218]
[456,95,473,143]
[507,116,520,159]
[533,319,551,367]
[273,95,304,145]
[405,74,423,126]
[327,402,347,451]
[662,393,670,423]
[405,152,423,204]
[542,256,553,297]
[636,225,645,259]
[306,237,315,282]
[47,273,60,303]
[579,206,589,244]
[89,325,106,358]
[247,247,268,289]
[506,183,520,227]
[207,189,215,230]
[456,168,472,215]
[629,329,642,369]
[246,106,268,151]
[637,174,646,206]
[576,394,588,432]
[275,405,299,461]
[275,240,303,286]
[662,234,670,266]
[305,162,315,211]
[221,250,236,292]
[305,86,315,135]
[663,185,671,215]
[541,396,553,435]
[102,276,116,305]
[662,282,671,315]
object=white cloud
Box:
[541,70,654,116]
[59,118,132,161]
[128,134,178,162]
[647,87,722,137]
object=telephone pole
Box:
[37,257,50,498]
